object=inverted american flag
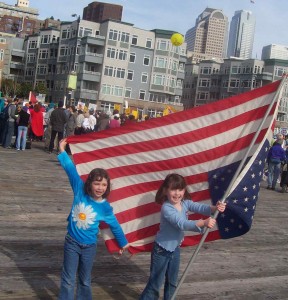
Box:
[67,80,282,254]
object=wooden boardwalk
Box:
[0,141,287,300]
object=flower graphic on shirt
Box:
[72,203,97,230]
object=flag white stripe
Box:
[75,116,272,179]
[71,92,275,154]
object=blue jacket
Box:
[267,142,286,163]
[58,151,128,247]
[155,200,211,252]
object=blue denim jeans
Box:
[268,161,281,188]
[58,234,97,300]
[140,243,180,300]
[16,126,28,150]
[2,121,14,147]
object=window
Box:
[102,84,112,95]
[157,40,168,51]
[104,66,113,76]
[146,38,152,48]
[155,57,167,68]
[121,32,130,43]
[107,47,116,59]
[118,50,127,60]
[113,86,123,96]
[29,40,37,49]
[116,68,125,79]
[125,88,132,98]
[0,49,3,61]
[143,55,150,66]
[153,74,165,85]
[59,46,69,56]
[83,28,92,37]
[130,53,136,63]
[131,35,138,45]
[229,79,240,88]
[37,65,47,75]
[41,35,50,44]
[141,73,148,83]
[139,90,145,100]
[61,29,70,39]
[127,70,134,80]
[109,29,118,41]
[39,49,48,59]
[199,79,210,87]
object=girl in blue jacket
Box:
[58,138,129,300]
[140,173,226,300]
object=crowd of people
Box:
[0,97,141,153]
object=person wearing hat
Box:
[16,106,30,151]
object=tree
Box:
[34,82,48,95]
[18,82,33,98]
[1,78,21,97]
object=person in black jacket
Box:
[16,106,30,151]
[48,101,68,154]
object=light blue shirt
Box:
[58,151,128,247]
[155,200,211,252]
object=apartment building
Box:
[23,19,186,116]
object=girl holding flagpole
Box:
[140,173,226,300]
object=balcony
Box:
[78,70,101,82]
[80,35,105,47]
[78,52,103,64]
[74,89,98,101]
[10,62,24,70]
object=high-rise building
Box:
[262,44,288,60]
[185,8,228,61]
[82,2,123,23]
[227,10,256,59]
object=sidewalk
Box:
[0,142,287,299]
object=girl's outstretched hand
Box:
[59,138,67,153]
[119,243,130,255]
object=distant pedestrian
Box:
[2,98,16,149]
[267,140,286,190]
[16,106,30,151]
[48,100,67,154]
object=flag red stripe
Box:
[72,104,272,166]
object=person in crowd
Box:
[44,103,56,150]
[75,110,85,135]
[267,138,286,190]
[0,98,8,143]
[57,138,129,299]
[139,173,226,300]
[82,109,96,133]
[16,106,30,151]
[97,112,110,131]
[2,98,16,148]
[65,105,77,137]
[109,114,121,129]
[30,103,44,141]
[48,100,67,154]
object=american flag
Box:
[67,80,282,254]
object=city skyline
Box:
[5,0,288,58]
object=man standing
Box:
[48,100,67,154]
[2,98,16,148]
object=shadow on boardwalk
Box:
[0,142,288,299]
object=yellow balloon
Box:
[170,33,184,46]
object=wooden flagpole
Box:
[171,76,288,300]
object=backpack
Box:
[0,104,10,121]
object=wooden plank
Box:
[0,142,287,299]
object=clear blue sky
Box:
[7,0,288,58]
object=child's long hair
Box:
[155,173,191,205]
[84,168,111,198]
